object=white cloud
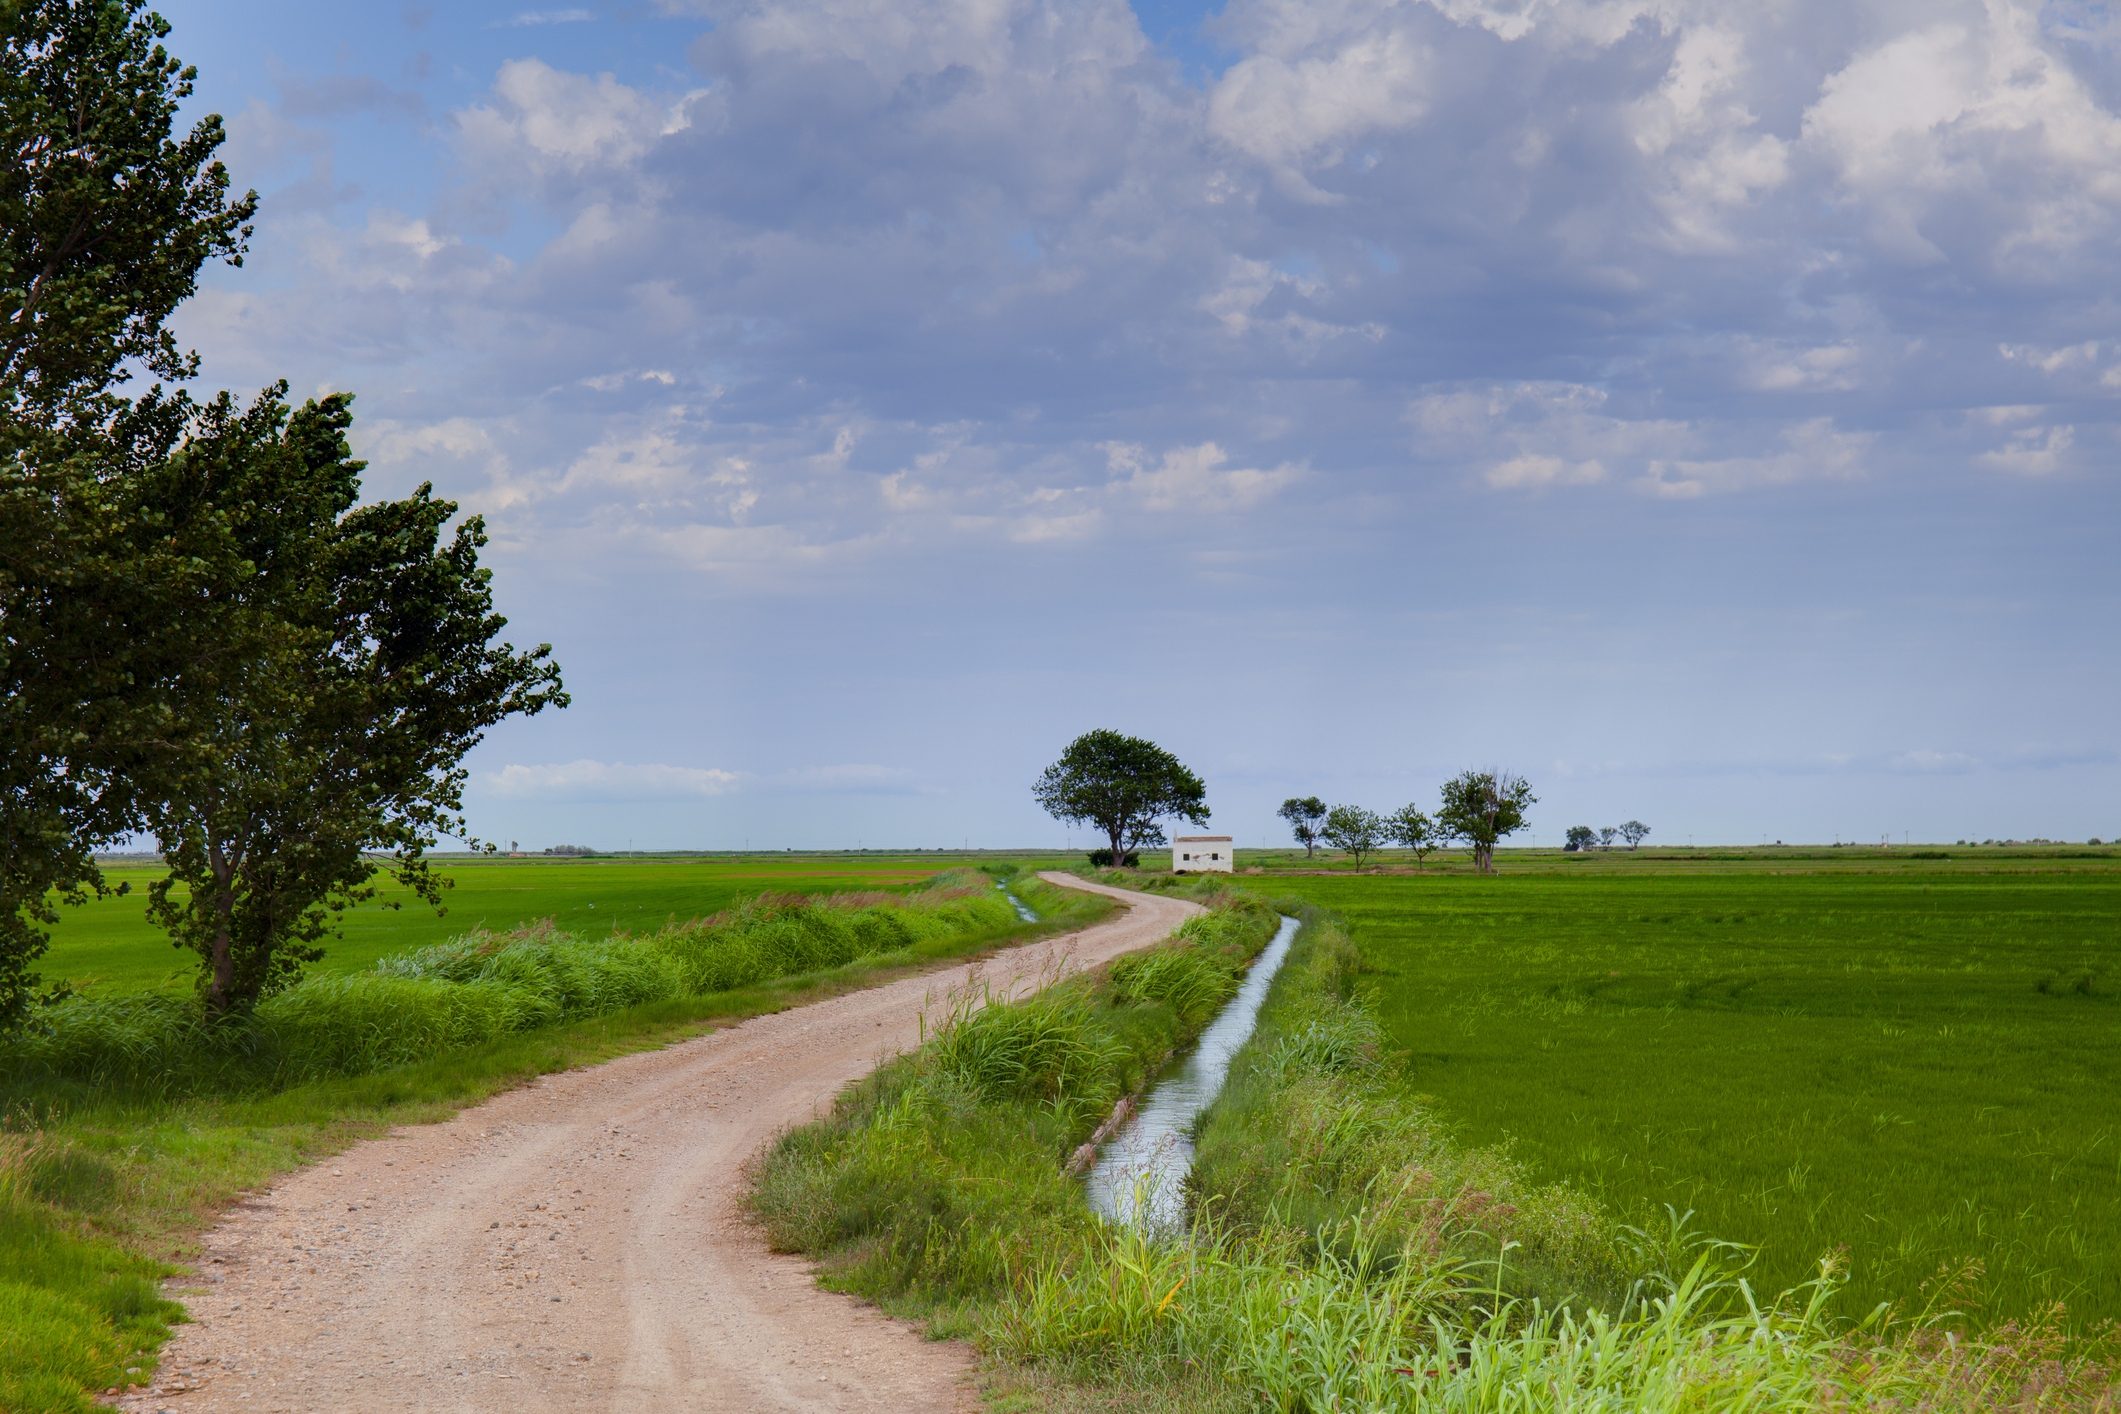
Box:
[1978,424,2074,475]
[1802,7,2121,265]
[1103,442,1303,512]
[1743,342,1863,393]
[454,58,690,180]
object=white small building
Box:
[1173,835,1235,873]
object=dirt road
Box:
[117,873,1194,1414]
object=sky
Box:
[149,0,2121,851]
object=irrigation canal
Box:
[1088,912,1300,1230]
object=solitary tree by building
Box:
[1564,825,1596,852]
[1278,796,1327,857]
[1034,730,1208,867]
[1437,770,1536,873]
[1322,805,1385,868]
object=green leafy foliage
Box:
[1033,730,1208,863]
[1277,796,1326,857]
[1322,804,1386,867]
[0,0,256,1027]
[1436,769,1536,872]
[131,388,566,1015]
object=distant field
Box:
[39,853,1052,995]
[1251,856,2121,1329]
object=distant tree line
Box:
[1564,821,1650,852]
[1,4,564,1028]
[1281,770,1537,874]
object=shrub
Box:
[1087,850,1140,868]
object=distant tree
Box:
[1322,805,1385,869]
[137,390,566,1015]
[1564,825,1596,853]
[1034,730,1208,868]
[1388,805,1439,868]
[1277,796,1327,857]
[1597,826,1619,851]
[1620,820,1650,849]
[1436,769,1536,874]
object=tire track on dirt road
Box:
[119,873,1195,1414]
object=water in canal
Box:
[1086,913,1300,1231]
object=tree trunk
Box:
[206,842,237,1015]
[1475,843,1493,873]
[1107,825,1127,865]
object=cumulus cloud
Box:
[1104,442,1303,512]
[183,0,2121,586]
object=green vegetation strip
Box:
[0,867,1107,1413]
[753,879,2117,1412]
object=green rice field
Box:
[37,852,1053,995]
[1249,852,2121,1330]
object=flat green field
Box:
[1251,853,2121,1329]
[38,852,1046,995]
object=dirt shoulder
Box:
[119,872,1192,1414]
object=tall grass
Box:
[0,870,1021,1102]
[1,1133,181,1414]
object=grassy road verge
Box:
[0,866,1109,1413]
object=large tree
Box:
[1322,805,1384,869]
[1277,796,1326,857]
[1033,730,1207,867]
[0,0,255,1026]
[1620,820,1650,849]
[134,388,566,1015]
[1436,770,1536,874]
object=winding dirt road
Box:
[118,873,1193,1414]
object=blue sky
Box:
[155,0,2120,850]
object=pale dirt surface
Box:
[115,874,1195,1414]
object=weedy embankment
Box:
[0,866,1105,1414]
